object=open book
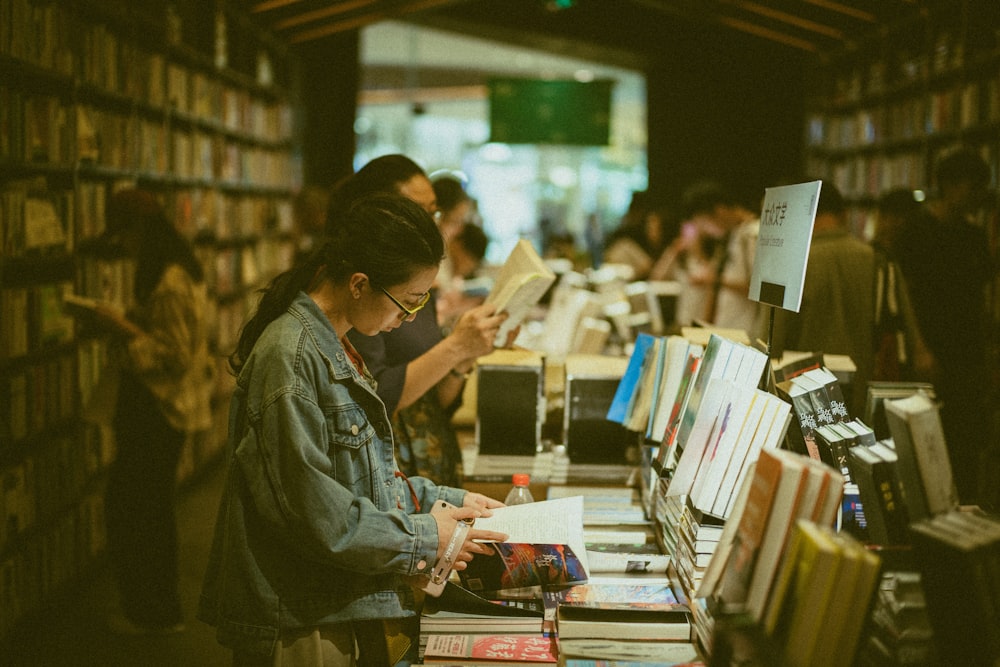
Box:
[62,293,123,318]
[485,239,557,346]
[458,496,589,592]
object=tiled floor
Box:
[6,462,231,667]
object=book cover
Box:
[717,447,809,611]
[883,392,958,522]
[543,582,682,620]
[711,392,788,518]
[688,386,761,515]
[423,633,557,663]
[656,345,703,470]
[739,448,819,622]
[770,520,844,665]
[459,496,590,593]
[624,336,664,433]
[485,238,557,346]
[555,638,702,665]
[607,333,657,425]
[649,335,694,443]
[820,531,882,667]
[665,376,737,498]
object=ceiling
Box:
[242,0,934,68]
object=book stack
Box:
[709,449,845,620]
[548,581,693,645]
[774,365,852,462]
[417,584,546,663]
[908,508,1000,665]
[671,497,725,602]
[764,520,882,667]
[547,485,669,576]
[858,570,938,667]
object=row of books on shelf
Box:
[0,0,293,138]
[806,77,1000,150]
[0,347,77,446]
[1,425,109,548]
[1,413,232,633]
[0,88,293,187]
[0,487,107,641]
[1,178,294,260]
[0,282,78,362]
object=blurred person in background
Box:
[85,188,215,635]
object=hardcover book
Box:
[883,391,958,522]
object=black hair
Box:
[105,189,204,303]
[681,180,742,218]
[432,176,470,214]
[877,188,921,219]
[326,154,428,231]
[815,179,846,216]
[230,193,443,373]
[935,146,991,190]
[454,222,488,261]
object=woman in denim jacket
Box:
[199,193,507,666]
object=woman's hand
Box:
[462,492,505,514]
[431,505,507,572]
[447,302,509,361]
[92,304,143,339]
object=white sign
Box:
[748,180,822,312]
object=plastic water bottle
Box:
[504,473,534,505]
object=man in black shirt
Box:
[895,147,996,507]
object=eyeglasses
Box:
[381,287,430,319]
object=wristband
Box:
[423,518,473,597]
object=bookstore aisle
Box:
[5,462,230,667]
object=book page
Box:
[485,239,556,345]
[473,495,589,573]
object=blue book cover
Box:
[606,333,657,424]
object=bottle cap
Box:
[512,473,531,486]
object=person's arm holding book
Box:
[393,301,511,413]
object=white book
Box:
[689,386,760,514]
[666,375,734,498]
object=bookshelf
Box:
[801,0,1000,239]
[0,0,298,641]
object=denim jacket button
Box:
[417,560,427,570]
[351,424,359,435]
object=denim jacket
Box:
[198,292,466,655]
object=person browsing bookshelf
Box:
[330,155,516,488]
[80,188,215,635]
[198,193,508,666]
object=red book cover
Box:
[423,633,556,663]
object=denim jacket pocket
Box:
[326,405,377,491]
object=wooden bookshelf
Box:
[0,0,298,642]
[801,0,1000,239]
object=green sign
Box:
[488,78,613,146]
